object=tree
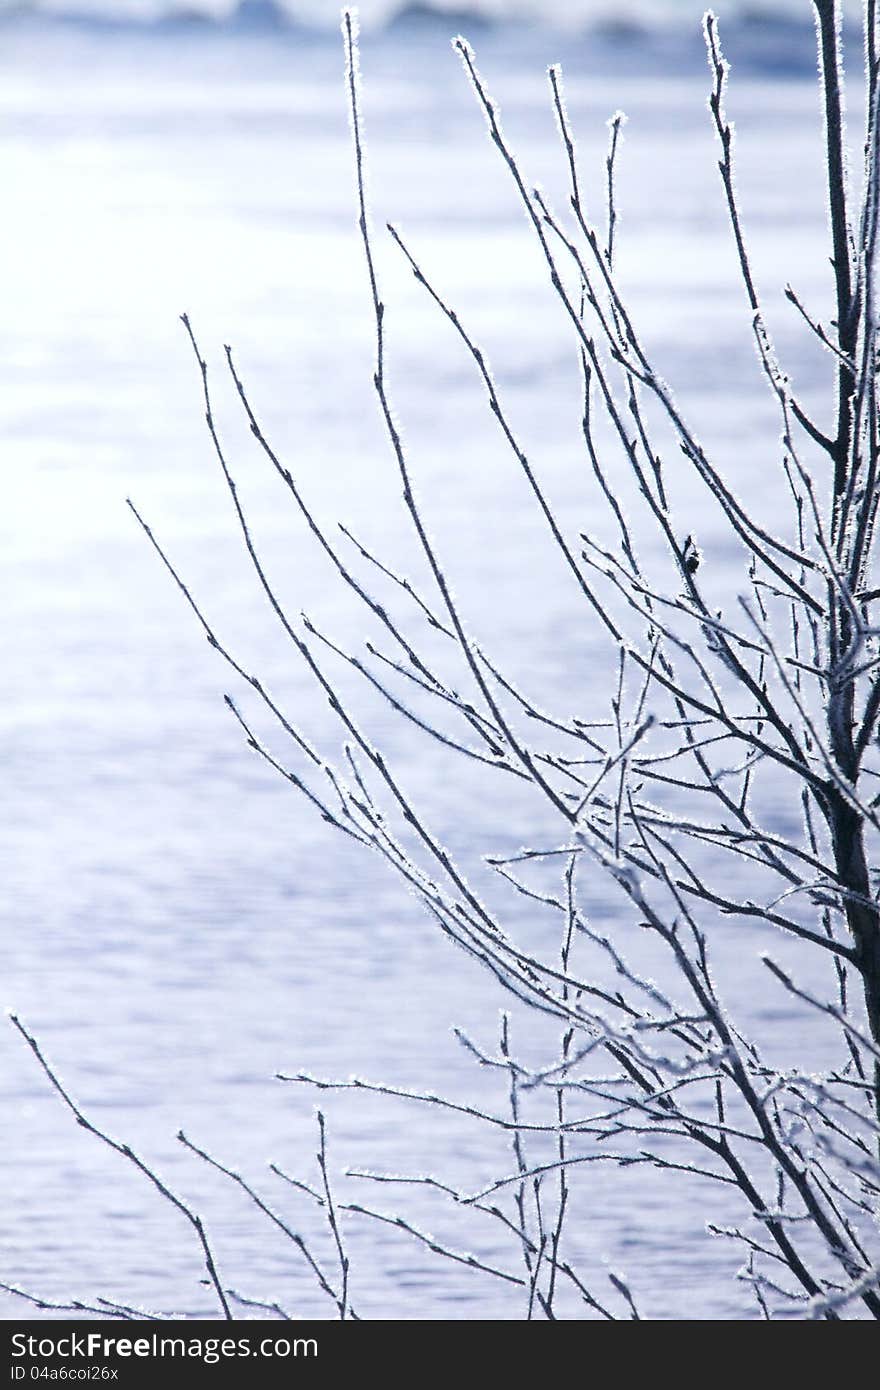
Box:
[11,0,880,1320]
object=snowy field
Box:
[0,5,868,1319]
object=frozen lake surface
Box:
[0,14,864,1319]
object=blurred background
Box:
[0,0,860,1319]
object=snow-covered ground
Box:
[0,12,862,1318]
